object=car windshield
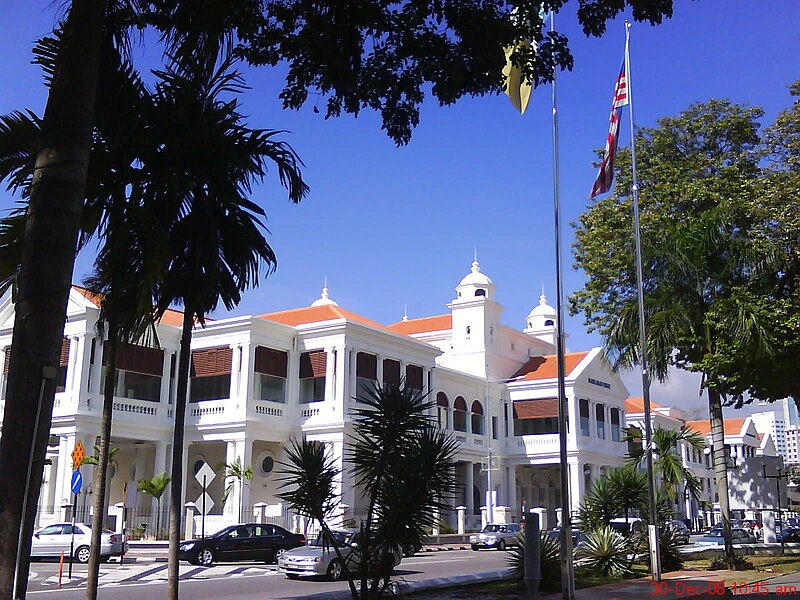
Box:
[482,525,506,533]
[311,531,353,547]
[705,531,723,538]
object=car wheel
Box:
[327,558,344,581]
[74,546,91,564]
[197,548,215,567]
[275,548,288,563]
[471,545,479,551]
[497,540,506,551]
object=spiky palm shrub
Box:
[578,475,620,531]
[507,532,561,592]
[576,526,631,577]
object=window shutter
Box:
[2,347,10,375]
[382,359,400,386]
[300,351,327,378]
[405,364,423,389]
[471,401,484,415]
[254,347,288,377]
[454,396,467,411]
[356,352,377,379]
[191,347,233,377]
[59,338,70,367]
[512,399,559,419]
[436,392,449,407]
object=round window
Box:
[261,456,275,475]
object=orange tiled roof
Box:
[511,351,590,381]
[259,304,392,332]
[387,314,452,336]
[71,285,203,327]
[686,417,746,437]
[625,397,665,413]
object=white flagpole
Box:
[625,20,661,581]
[551,11,576,600]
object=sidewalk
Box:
[542,570,731,599]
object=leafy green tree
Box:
[625,426,705,501]
[137,472,172,539]
[606,465,647,526]
[219,457,254,520]
[280,382,459,599]
[570,99,785,569]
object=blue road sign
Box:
[71,470,82,495]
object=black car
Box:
[178,523,306,566]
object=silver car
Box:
[469,523,521,551]
[278,530,402,581]
[31,523,127,563]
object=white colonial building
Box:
[0,261,631,533]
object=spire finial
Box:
[402,304,408,321]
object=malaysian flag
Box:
[589,60,629,198]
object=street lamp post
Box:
[762,462,789,553]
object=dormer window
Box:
[475,289,486,297]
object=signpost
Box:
[194,462,216,539]
[68,441,85,579]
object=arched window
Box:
[437,392,450,429]
[544,319,554,326]
[453,396,468,432]
[471,400,484,435]
[475,289,486,297]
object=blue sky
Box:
[1,1,799,414]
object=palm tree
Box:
[137,472,172,539]
[624,425,705,501]
[577,475,620,531]
[280,382,459,600]
[219,458,253,521]
[142,57,307,600]
[606,465,647,527]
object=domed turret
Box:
[524,291,557,347]
[311,284,338,307]
[454,260,495,302]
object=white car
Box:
[469,523,521,551]
[278,530,401,581]
[31,523,127,563]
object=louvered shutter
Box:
[191,347,233,377]
[254,347,288,377]
[382,359,400,386]
[405,364,423,390]
[356,353,377,379]
[300,351,327,378]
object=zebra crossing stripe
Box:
[119,563,168,583]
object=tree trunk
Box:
[168,308,194,600]
[708,387,736,568]
[86,333,117,600]
[0,2,105,597]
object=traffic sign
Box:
[194,462,216,487]
[196,492,214,515]
[71,441,86,469]
[70,470,83,495]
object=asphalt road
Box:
[27,548,510,599]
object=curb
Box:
[276,568,514,600]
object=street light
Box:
[762,462,789,552]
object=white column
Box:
[323,348,336,405]
[56,433,76,507]
[131,446,146,509]
[568,460,584,514]
[225,439,253,521]
[159,350,172,406]
[334,346,347,412]
[228,344,243,404]
[347,349,357,408]
[89,337,104,395]
[465,462,474,518]
[506,466,517,519]
[286,347,299,417]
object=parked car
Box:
[178,524,306,566]
[665,520,690,545]
[696,527,757,546]
[777,527,800,543]
[31,523,127,563]
[278,530,402,581]
[469,523,522,551]
[608,518,646,537]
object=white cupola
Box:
[311,284,338,307]
[453,260,496,303]
[524,291,557,346]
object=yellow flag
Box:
[503,40,532,115]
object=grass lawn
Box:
[681,555,800,587]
